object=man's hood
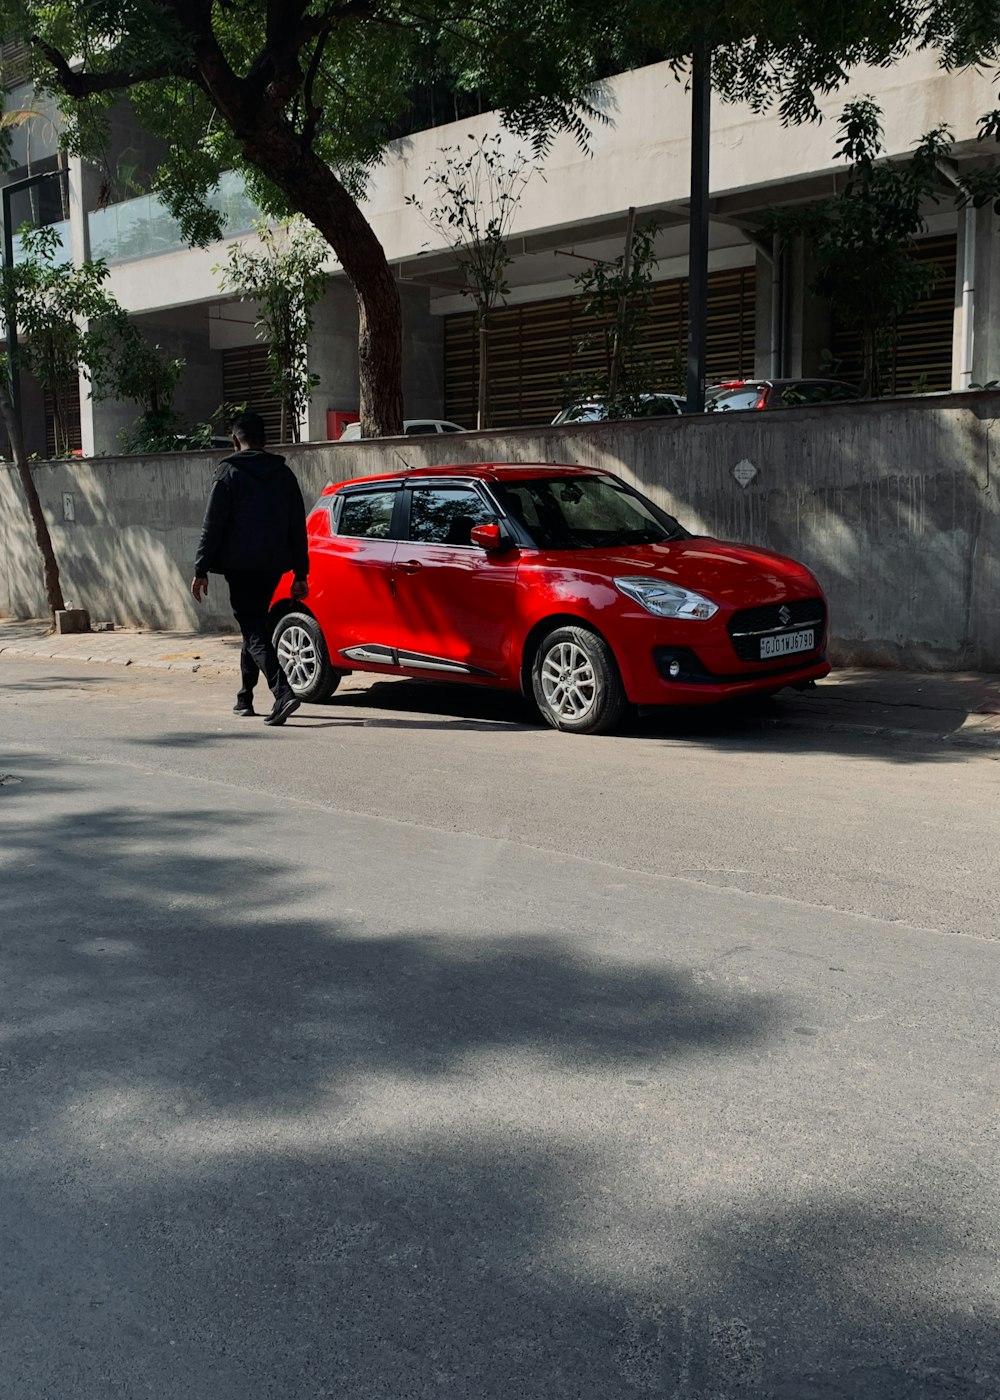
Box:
[220,449,286,480]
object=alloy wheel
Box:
[539,640,597,721]
[276,623,320,692]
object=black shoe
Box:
[264,693,301,727]
[233,700,257,717]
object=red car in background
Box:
[706,378,860,411]
[269,463,830,735]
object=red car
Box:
[269,463,830,734]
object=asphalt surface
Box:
[1,650,998,1398]
[3,617,1000,748]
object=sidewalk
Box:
[2,617,999,747]
[0,617,242,674]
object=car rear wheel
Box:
[531,625,627,734]
[273,612,342,703]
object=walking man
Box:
[191,411,309,726]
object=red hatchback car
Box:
[269,463,830,734]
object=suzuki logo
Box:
[778,605,792,626]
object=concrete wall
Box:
[3,393,999,670]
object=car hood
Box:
[546,538,822,606]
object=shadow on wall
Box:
[0,444,358,630]
[602,396,1000,672]
[2,391,1000,663]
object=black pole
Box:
[2,171,60,424]
[685,42,711,414]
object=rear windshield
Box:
[492,475,689,550]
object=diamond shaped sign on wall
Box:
[732,458,758,489]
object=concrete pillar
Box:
[305,279,360,440]
[68,158,103,456]
[401,283,445,419]
[753,247,777,379]
[783,235,832,378]
[89,312,224,456]
[304,278,446,439]
[966,202,1000,389]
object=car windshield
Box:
[492,475,689,550]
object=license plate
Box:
[760,628,814,659]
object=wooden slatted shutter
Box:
[221,344,283,442]
[831,235,957,393]
[444,266,756,427]
[0,38,31,88]
[44,382,82,458]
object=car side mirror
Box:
[471,522,506,551]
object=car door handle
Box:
[396,560,423,574]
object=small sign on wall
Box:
[62,492,75,521]
[731,458,758,489]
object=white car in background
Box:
[338,418,467,440]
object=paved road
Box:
[1,656,998,1398]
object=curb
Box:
[3,641,999,749]
[766,715,1000,751]
[0,644,232,674]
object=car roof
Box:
[320,462,605,496]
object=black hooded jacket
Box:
[195,449,309,579]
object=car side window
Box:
[337,489,397,539]
[408,487,494,546]
[404,423,438,435]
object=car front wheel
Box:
[272,611,342,703]
[531,625,627,734]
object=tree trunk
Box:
[227,127,403,437]
[52,381,68,456]
[477,313,488,430]
[608,206,636,402]
[44,36,407,440]
[0,375,65,616]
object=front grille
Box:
[727,597,826,662]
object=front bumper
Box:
[611,610,830,706]
[636,653,831,706]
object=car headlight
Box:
[614,576,719,620]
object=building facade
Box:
[2,48,999,454]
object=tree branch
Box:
[299,24,334,149]
[30,36,189,96]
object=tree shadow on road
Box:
[0,670,123,691]
[1,752,996,1398]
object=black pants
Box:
[225,570,291,704]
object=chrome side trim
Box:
[398,649,495,677]
[339,643,494,677]
[340,644,395,664]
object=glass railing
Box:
[87,171,262,264]
[11,218,71,264]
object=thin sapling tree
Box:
[216,218,329,443]
[407,135,539,429]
